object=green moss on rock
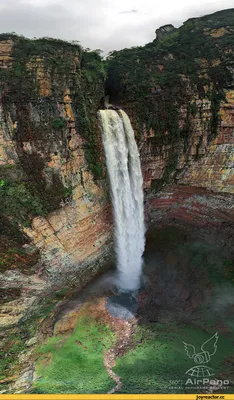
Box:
[0,165,48,227]
[34,313,114,394]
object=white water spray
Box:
[98,110,145,291]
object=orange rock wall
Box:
[0,38,112,326]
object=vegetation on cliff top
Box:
[0,34,105,190]
[105,8,234,188]
[106,8,234,103]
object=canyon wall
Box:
[106,9,234,239]
[1,9,234,328]
[1,9,234,390]
[0,36,112,328]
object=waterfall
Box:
[98,109,145,291]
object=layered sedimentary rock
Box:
[1,9,234,328]
[141,88,234,233]
[106,9,234,235]
[0,36,112,327]
[1,9,234,391]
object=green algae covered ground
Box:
[33,313,234,394]
[32,227,234,394]
[114,322,233,394]
[34,314,115,394]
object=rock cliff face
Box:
[106,9,234,240]
[1,9,234,392]
[1,9,234,327]
[0,36,112,328]
[155,25,177,41]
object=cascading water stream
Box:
[98,109,145,291]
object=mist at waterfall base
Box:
[98,110,145,294]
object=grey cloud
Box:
[0,0,107,50]
[0,0,234,53]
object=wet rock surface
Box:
[106,293,138,320]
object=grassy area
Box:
[114,322,233,394]
[32,306,233,394]
[34,314,115,394]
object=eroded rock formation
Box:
[106,8,234,239]
[0,9,234,390]
[0,36,112,329]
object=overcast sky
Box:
[0,0,233,53]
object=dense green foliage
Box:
[107,9,234,104]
